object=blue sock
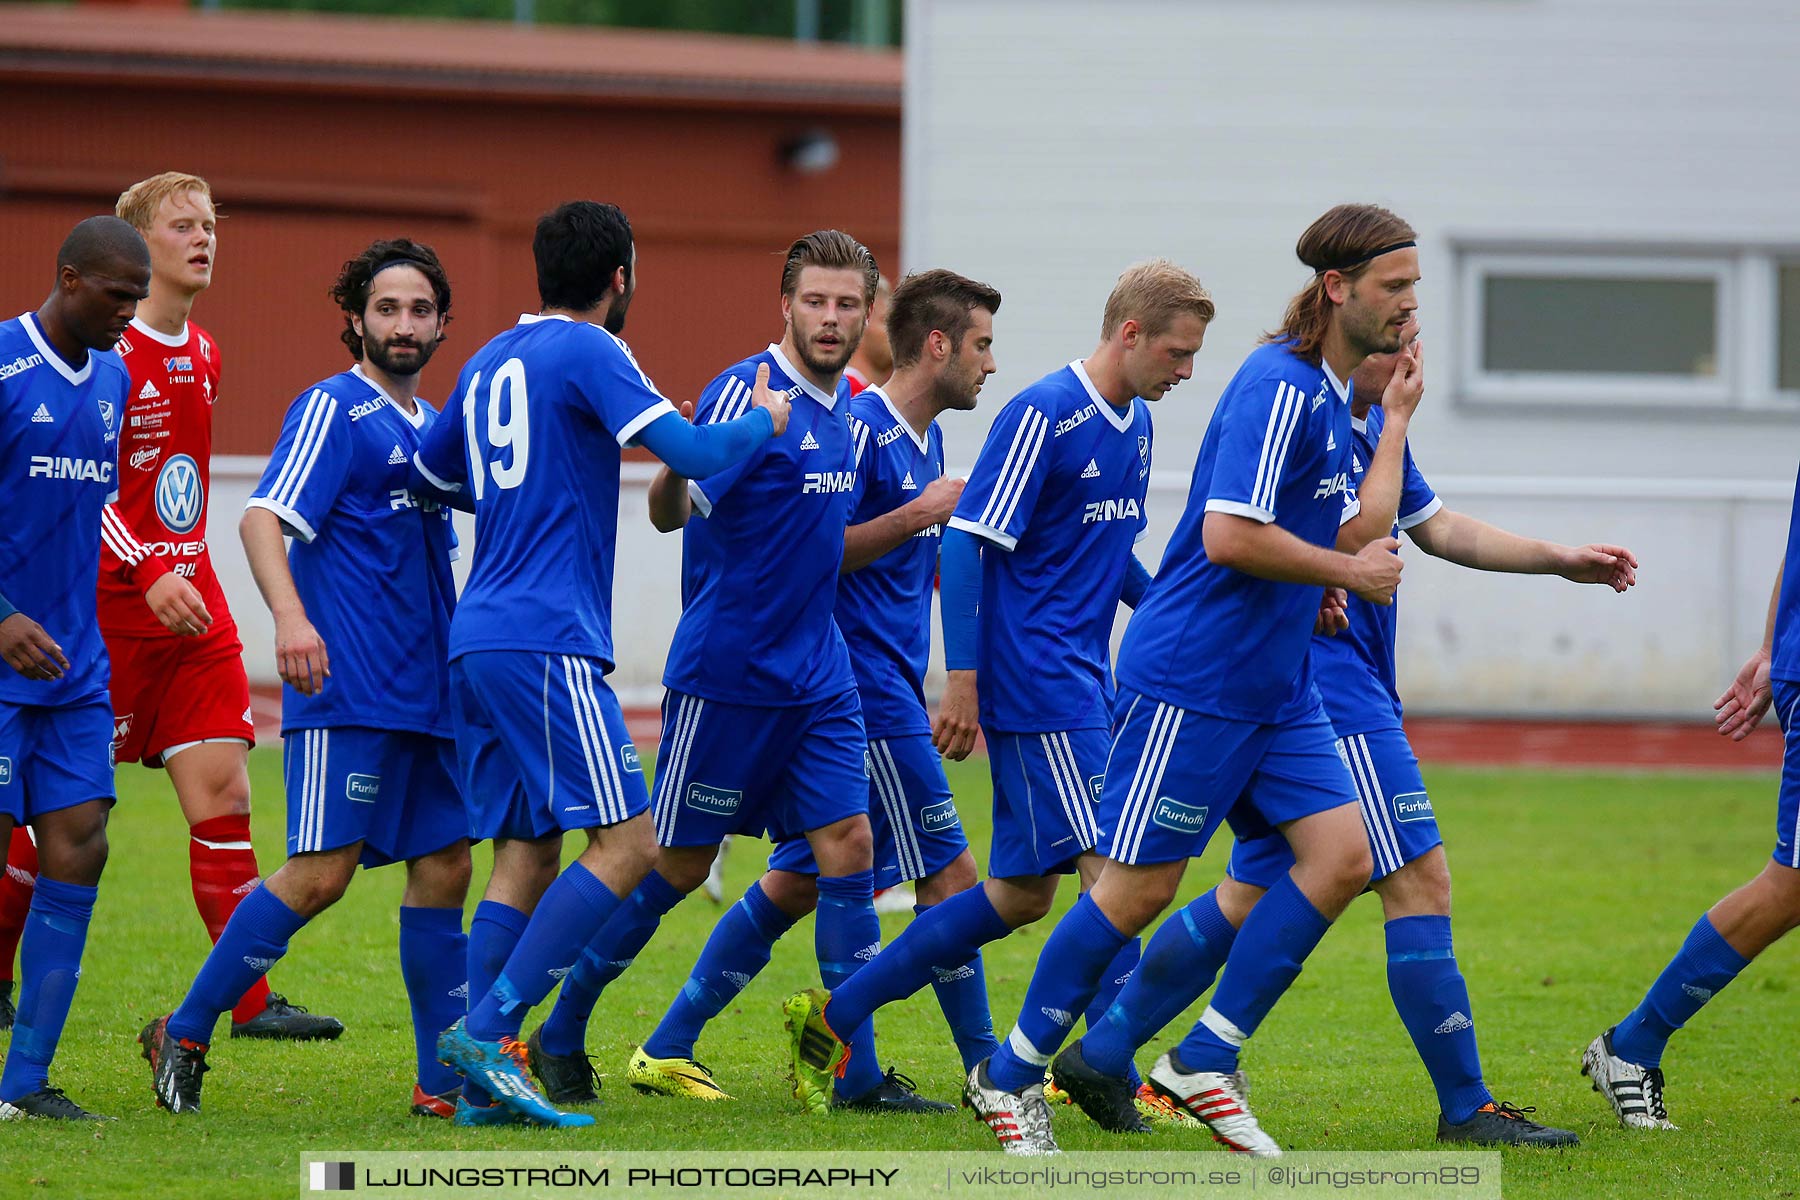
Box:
[1385,915,1492,1123]
[468,863,622,1043]
[463,899,529,1105]
[826,885,1009,1038]
[1612,913,1750,1068]
[1177,873,1330,1074]
[0,878,96,1101]
[644,879,798,1060]
[1084,888,1237,1078]
[989,893,1129,1094]
[916,903,1001,1071]
[1082,936,1143,1087]
[399,906,467,1096]
[167,884,306,1045]
[816,870,884,1098]
[539,871,684,1057]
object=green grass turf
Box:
[3,752,1798,1198]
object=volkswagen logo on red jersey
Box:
[155,453,204,534]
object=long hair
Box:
[1264,204,1415,365]
[330,238,452,361]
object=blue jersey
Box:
[1116,341,1358,724]
[837,387,945,738]
[414,314,676,669]
[0,314,126,707]
[948,361,1152,733]
[1309,405,1440,735]
[1771,455,1800,685]
[249,366,459,736]
[663,344,857,706]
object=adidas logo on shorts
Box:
[1434,1011,1473,1034]
[1040,1006,1075,1028]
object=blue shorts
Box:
[0,698,115,824]
[283,727,469,867]
[1228,725,1438,888]
[768,733,970,887]
[1773,681,1800,868]
[652,688,867,848]
[450,651,648,841]
[986,727,1107,879]
[1096,688,1358,867]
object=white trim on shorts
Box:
[1110,700,1185,863]
[653,695,706,843]
[868,738,925,881]
[159,736,251,763]
[1341,733,1404,876]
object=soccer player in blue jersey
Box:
[137,240,475,1119]
[1052,325,1635,1148]
[416,202,785,1128]
[0,217,146,1120]
[527,269,999,1112]
[508,231,885,1112]
[1584,503,1798,1129]
[784,259,1214,1117]
[957,205,1425,1156]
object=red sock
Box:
[0,826,37,983]
[189,814,273,1024]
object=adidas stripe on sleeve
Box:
[1203,377,1310,525]
[947,397,1053,552]
[246,387,352,542]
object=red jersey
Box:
[98,317,235,639]
[844,366,872,397]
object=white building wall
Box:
[905,0,1800,717]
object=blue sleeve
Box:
[635,406,774,481]
[1121,554,1152,608]
[413,374,470,505]
[686,369,769,518]
[1202,374,1302,525]
[0,589,15,624]
[583,330,679,447]
[1395,441,1442,531]
[947,397,1052,551]
[247,387,351,543]
[941,525,983,670]
[845,413,877,519]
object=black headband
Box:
[370,257,428,280]
[1314,239,1416,274]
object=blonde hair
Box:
[1100,259,1215,340]
[1264,204,1415,365]
[116,172,214,232]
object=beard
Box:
[795,330,857,378]
[366,333,439,376]
[604,279,635,335]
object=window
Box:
[1779,263,1800,394]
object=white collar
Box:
[127,316,189,348]
[19,312,92,386]
[351,364,425,428]
[518,313,573,326]
[870,385,930,454]
[768,343,838,410]
[1070,359,1135,432]
[1322,359,1350,403]
[1351,413,1369,434]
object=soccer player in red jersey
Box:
[0,172,341,1040]
[842,274,892,397]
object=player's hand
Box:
[933,670,980,761]
[0,612,69,681]
[1715,648,1773,741]
[1381,337,1425,422]
[1314,587,1350,636]
[145,573,213,637]
[1345,537,1403,605]
[275,612,330,696]
[750,363,790,437]
[1558,543,1639,593]
[912,476,965,530]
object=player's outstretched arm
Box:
[1716,559,1781,741]
[240,506,330,696]
[0,591,69,681]
[1204,511,1402,605]
[1407,508,1637,592]
[1337,339,1424,551]
[842,476,964,574]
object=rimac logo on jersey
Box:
[0,353,43,381]
[1081,497,1142,525]
[155,454,204,534]
[802,471,855,494]
[1314,472,1352,501]
[29,456,113,483]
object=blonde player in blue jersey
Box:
[953,206,1425,1157]
[415,202,786,1128]
[138,240,476,1120]
[0,217,146,1121]
[783,259,1216,1119]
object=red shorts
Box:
[106,623,256,768]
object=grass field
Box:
[3,750,1798,1198]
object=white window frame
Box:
[1769,257,1800,405]
[1459,251,1736,409]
